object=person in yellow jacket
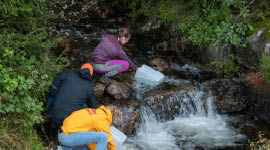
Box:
[53,105,116,150]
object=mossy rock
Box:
[248,19,270,39]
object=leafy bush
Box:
[249,131,270,150]
[117,0,269,49]
[0,0,51,32]
[116,0,270,82]
[260,53,270,83]
[0,32,66,127]
[211,54,241,78]
[0,1,68,149]
[0,0,66,128]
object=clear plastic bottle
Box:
[135,64,165,86]
[110,125,127,149]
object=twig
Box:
[29,28,44,36]
[56,48,69,62]
[41,124,50,145]
[232,0,255,26]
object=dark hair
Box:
[117,27,131,38]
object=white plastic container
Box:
[110,125,127,149]
[135,64,165,86]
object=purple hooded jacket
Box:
[90,35,137,70]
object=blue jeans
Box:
[58,131,108,150]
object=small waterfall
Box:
[165,93,245,149]
[119,65,246,150]
[124,106,179,150]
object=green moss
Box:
[262,28,270,39]
[248,19,270,36]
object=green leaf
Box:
[26,79,35,85]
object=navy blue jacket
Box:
[48,68,97,125]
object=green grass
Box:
[0,119,46,150]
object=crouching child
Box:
[52,105,116,150]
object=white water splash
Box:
[132,81,156,100]
[120,106,178,150]
[165,96,245,149]
[171,64,200,75]
[163,76,191,86]
[122,71,246,150]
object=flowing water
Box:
[118,65,246,150]
[59,28,252,149]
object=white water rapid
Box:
[118,65,246,150]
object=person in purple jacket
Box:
[90,27,137,78]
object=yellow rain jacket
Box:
[61,105,116,150]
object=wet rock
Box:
[248,23,270,52]
[98,96,140,135]
[234,28,270,70]
[204,74,270,123]
[247,87,270,124]
[93,82,105,97]
[105,81,131,100]
[141,19,161,31]
[150,58,169,72]
[240,123,258,138]
[105,104,140,135]
[201,45,233,67]
[91,0,112,18]
[164,64,217,82]
[156,41,168,52]
[54,38,76,56]
[202,78,249,114]
[144,85,195,121]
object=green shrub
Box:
[116,0,270,49]
[211,54,241,78]
[0,0,67,128]
[0,1,68,149]
[249,131,270,150]
[260,53,270,83]
[0,0,51,32]
[0,31,66,127]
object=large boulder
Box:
[100,97,140,135]
[235,28,270,69]
[202,78,249,114]
[105,81,131,100]
[143,85,195,121]
[105,104,140,135]
[201,44,233,66]
[245,74,270,123]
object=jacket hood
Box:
[99,105,112,125]
[77,68,92,81]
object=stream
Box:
[54,27,270,150]
[117,65,246,150]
